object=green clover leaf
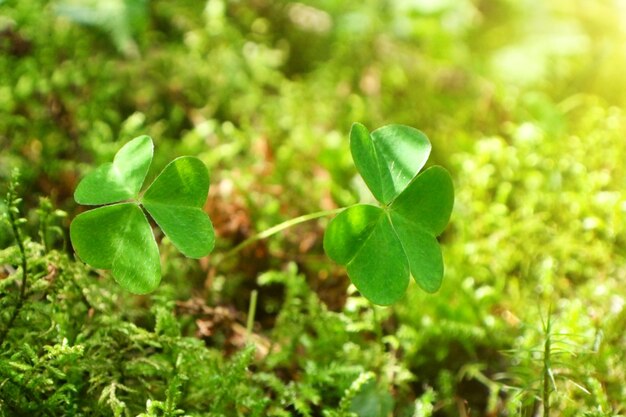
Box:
[142,156,215,259]
[324,124,454,305]
[70,136,215,294]
[69,203,161,294]
[74,135,154,205]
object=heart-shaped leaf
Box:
[324,125,454,305]
[74,135,153,205]
[142,156,215,258]
[70,136,215,294]
[350,123,431,205]
[70,203,161,294]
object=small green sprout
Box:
[323,123,454,305]
[70,136,215,294]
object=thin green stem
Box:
[218,208,344,261]
[0,190,29,345]
[246,290,258,343]
[542,308,553,417]
[543,335,551,417]
[371,304,383,343]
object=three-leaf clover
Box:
[323,123,454,305]
[70,135,215,294]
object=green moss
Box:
[3,0,626,415]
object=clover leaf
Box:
[324,124,454,305]
[69,203,161,293]
[74,135,153,205]
[70,136,215,294]
[142,156,215,259]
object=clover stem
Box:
[219,207,345,261]
[371,304,384,343]
[246,289,258,343]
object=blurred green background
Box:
[1,0,626,415]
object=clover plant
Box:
[70,135,215,294]
[70,125,453,305]
[323,123,454,305]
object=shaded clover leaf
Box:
[324,124,454,305]
[70,136,215,294]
